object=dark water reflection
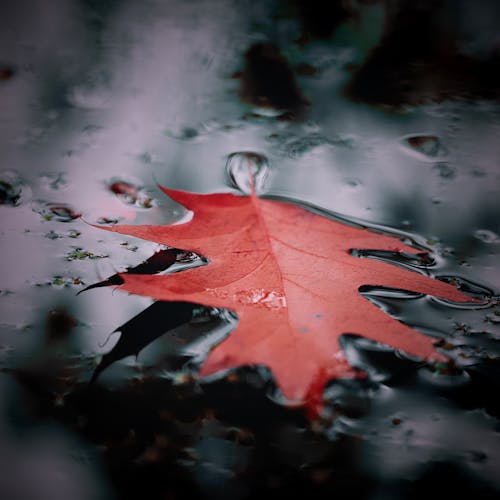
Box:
[1,1,500,499]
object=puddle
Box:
[1,1,499,499]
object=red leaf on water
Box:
[96,186,473,417]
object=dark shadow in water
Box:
[293,0,357,41]
[345,0,500,107]
[239,42,309,119]
[90,301,196,383]
[405,461,500,500]
[78,248,181,293]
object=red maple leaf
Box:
[97,186,473,416]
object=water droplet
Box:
[474,229,500,244]
[234,289,286,309]
[108,179,154,209]
[96,216,122,225]
[225,152,270,195]
[109,180,139,201]
[400,134,448,161]
[50,204,80,221]
[33,201,81,222]
[0,171,23,206]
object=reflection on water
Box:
[1,0,500,499]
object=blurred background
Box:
[1,1,500,499]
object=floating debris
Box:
[37,276,85,288]
[64,247,108,261]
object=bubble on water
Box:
[400,134,448,161]
[225,152,270,195]
[0,171,24,206]
[474,229,500,244]
[33,201,81,222]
